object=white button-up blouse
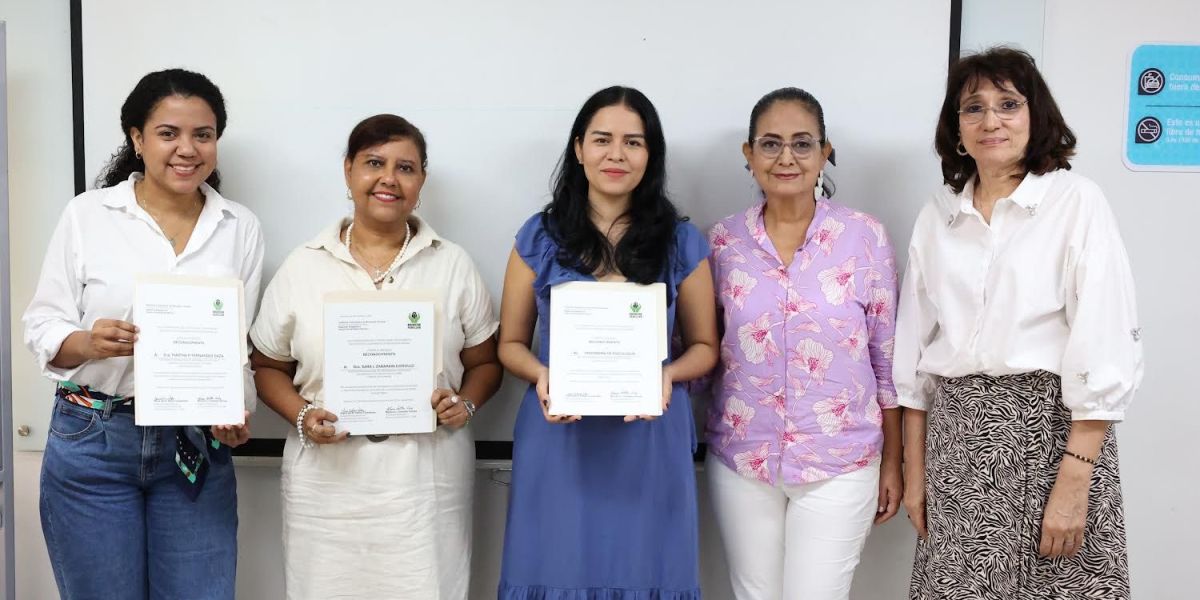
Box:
[23,174,265,406]
[893,169,1143,420]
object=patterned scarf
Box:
[56,381,229,501]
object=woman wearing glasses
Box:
[895,48,1141,598]
[704,87,902,600]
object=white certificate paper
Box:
[549,281,667,416]
[133,275,246,426]
[323,290,442,435]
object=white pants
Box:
[706,454,880,600]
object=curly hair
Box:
[95,69,227,190]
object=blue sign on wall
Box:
[1125,44,1200,171]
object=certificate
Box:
[548,281,667,416]
[133,275,246,426]
[323,289,443,435]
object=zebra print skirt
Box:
[910,371,1129,599]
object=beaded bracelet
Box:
[296,403,315,448]
[1064,450,1096,465]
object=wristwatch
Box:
[461,397,477,421]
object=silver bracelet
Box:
[296,403,315,448]
[451,394,477,423]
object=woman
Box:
[704,88,903,600]
[249,114,502,599]
[497,86,718,598]
[23,69,260,599]
[896,47,1142,599]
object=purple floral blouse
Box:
[706,199,899,485]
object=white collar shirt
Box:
[22,173,265,406]
[248,216,498,408]
[892,169,1143,420]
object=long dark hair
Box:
[543,86,680,285]
[95,69,228,190]
[935,47,1076,193]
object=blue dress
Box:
[499,214,708,600]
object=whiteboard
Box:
[74,0,951,445]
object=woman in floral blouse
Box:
[705,87,902,600]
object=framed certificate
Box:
[322,289,443,435]
[133,274,246,426]
[548,281,667,416]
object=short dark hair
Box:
[747,87,837,197]
[935,46,1076,193]
[95,69,227,190]
[544,85,681,285]
[345,114,428,170]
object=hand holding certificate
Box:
[133,275,247,426]
[323,289,443,436]
[548,281,668,417]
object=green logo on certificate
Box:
[407,311,422,329]
[629,301,643,318]
[212,298,225,316]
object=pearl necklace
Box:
[346,220,412,285]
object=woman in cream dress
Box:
[250,114,502,599]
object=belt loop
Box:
[102,396,115,420]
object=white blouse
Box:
[893,169,1143,420]
[249,216,498,407]
[22,174,265,406]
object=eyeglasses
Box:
[751,136,823,159]
[957,99,1028,124]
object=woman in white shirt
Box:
[249,114,502,600]
[895,47,1141,599]
[22,69,263,600]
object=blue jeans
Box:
[40,397,238,600]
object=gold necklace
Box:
[136,183,202,250]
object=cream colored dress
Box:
[250,216,497,600]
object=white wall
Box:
[5,0,76,596]
[960,0,1046,63]
[1039,2,1199,598]
[9,1,1192,599]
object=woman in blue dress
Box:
[497,86,719,599]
